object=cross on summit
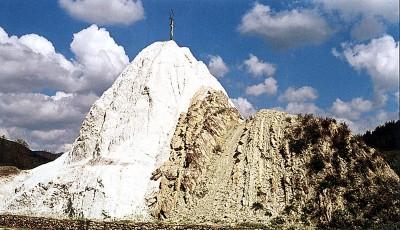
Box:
[169,9,174,40]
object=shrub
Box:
[289,138,308,154]
[309,154,325,173]
[319,175,347,191]
[270,216,285,225]
[213,144,222,153]
[251,202,264,211]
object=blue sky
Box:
[0,0,399,151]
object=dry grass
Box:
[0,166,20,177]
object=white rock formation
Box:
[0,40,229,220]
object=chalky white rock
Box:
[0,40,228,220]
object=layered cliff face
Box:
[150,90,400,227]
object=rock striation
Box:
[150,90,400,228]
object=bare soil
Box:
[0,215,267,230]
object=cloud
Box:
[238,3,333,49]
[277,85,322,115]
[336,35,399,102]
[246,77,278,96]
[243,54,276,77]
[275,84,397,134]
[278,97,396,135]
[0,27,7,39]
[18,34,56,55]
[59,0,144,25]
[71,25,129,94]
[0,92,97,130]
[315,0,398,41]
[316,0,399,22]
[350,17,386,41]
[231,97,256,118]
[330,97,373,120]
[284,102,323,115]
[0,30,77,93]
[0,25,128,152]
[335,110,398,134]
[0,25,129,95]
[279,86,318,102]
[0,92,98,152]
[31,129,72,144]
[207,55,229,78]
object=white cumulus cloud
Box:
[350,17,386,41]
[284,102,323,115]
[316,0,398,40]
[0,29,77,93]
[0,25,129,152]
[316,0,399,22]
[336,35,399,104]
[59,0,144,25]
[207,55,229,78]
[279,86,318,102]
[71,25,129,94]
[0,25,129,95]
[238,3,333,49]
[246,77,278,96]
[335,110,398,134]
[0,92,98,152]
[330,97,373,120]
[243,54,276,77]
[231,97,256,118]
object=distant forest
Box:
[362,120,400,150]
[362,120,400,175]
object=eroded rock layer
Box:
[150,90,400,228]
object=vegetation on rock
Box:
[149,90,400,228]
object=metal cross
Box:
[169,9,174,40]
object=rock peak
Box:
[0,40,230,220]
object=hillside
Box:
[0,138,61,170]
[149,90,400,228]
[0,41,398,229]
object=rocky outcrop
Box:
[150,90,400,228]
[148,90,242,221]
[0,40,230,220]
